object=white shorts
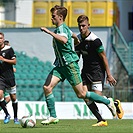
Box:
[6,86,16,94]
[92,82,102,91]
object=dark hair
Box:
[4,40,9,45]
[50,5,67,21]
[77,15,89,23]
[0,32,4,37]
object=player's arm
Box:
[95,38,117,86]
[0,56,16,65]
[70,30,80,45]
[72,33,80,46]
[98,51,111,77]
[98,51,117,86]
[41,27,67,44]
[13,67,16,72]
[95,38,111,77]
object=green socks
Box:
[46,93,57,118]
[85,91,110,105]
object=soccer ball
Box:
[21,115,36,128]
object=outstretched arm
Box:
[40,27,67,44]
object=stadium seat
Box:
[27,74,35,79]
[19,97,28,101]
[28,97,36,101]
[19,73,27,79]
[16,79,25,85]
[25,91,32,97]
[24,79,32,85]
[15,73,20,79]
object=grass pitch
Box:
[0,119,133,133]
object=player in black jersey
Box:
[0,40,17,112]
[0,32,19,124]
[75,15,124,126]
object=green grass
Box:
[0,119,133,133]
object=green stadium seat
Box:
[34,73,41,79]
[38,61,45,66]
[15,73,20,79]
[31,57,39,63]
[29,65,36,70]
[24,79,32,85]
[27,74,35,79]
[31,79,39,85]
[15,64,21,70]
[19,97,28,101]
[16,79,25,85]
[17,91,24,97]
[28,97,36,101]
[36,65,43,70]
[19,73,27,79]
[38,79,44,85]
[25,91,32,97]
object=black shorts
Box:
[0,77,16,90]
[81,72,105,90]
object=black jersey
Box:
[75,32,105,82]
[0,45,16,80]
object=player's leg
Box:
[4,92,10,104]
[82,85,107,126]
[72,83,116,117]
[81,73,107,126]
[7,86,19,124]
[41,68,61,125]
[0,90,11,124]
[90,82,108,126]
[0,91,10,111]
[92,83,122,118]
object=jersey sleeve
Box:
[10,47,16,59]
[69,29,73,37]
[57,32,68,39]
[57,26,70,39]
[94,38,104,53]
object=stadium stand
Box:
[111,24,133,101]
[111,24,133,76]
[15,51,52,101]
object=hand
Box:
[40,27,50,34]
[74,38,80,46]
[106,75,117,86]
[0,56,4,62]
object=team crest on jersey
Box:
[2,52,6,57]
[85,44,88,49]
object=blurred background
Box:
[0,0,133,102]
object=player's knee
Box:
[5,96,10,103]
[12,99,18,103]
[10,93,16,102]
[76,93,85,99]
[43,85,51,94]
